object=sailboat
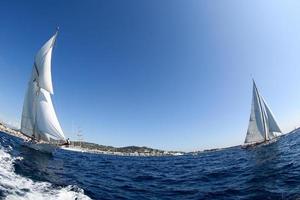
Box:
[244,80,282,147]
[20,29,67,154]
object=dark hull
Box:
[241,138,278,149]
[22,141,58,154]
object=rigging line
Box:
[34,62,39,77]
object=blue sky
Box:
[0,1,300,151]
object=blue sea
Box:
[1,130,300,200]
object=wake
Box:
[0,147,91,200]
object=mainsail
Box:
[245,80,281,144]
[21,31,65,142]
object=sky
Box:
[0,0,300,151]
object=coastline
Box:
[0,122,185,156]
[2,122,290,157]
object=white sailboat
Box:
[21,29,67,154]
[244,80,282,147]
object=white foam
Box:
[0,148,92,200]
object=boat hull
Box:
[23,142,58,154]
[242,138,278,149]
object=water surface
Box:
[0,130,299,199]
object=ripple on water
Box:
[1,131,300,199]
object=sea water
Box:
[0,130,300,199]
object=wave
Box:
[0,147,91,200]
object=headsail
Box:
[21,30,65,142]
[260,96,281,139]
[245,80,281,144]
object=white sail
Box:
[21,62,43,138]
[21,31,65,142]
[36,88,65,141]
[260,96,281,139]
[245,82,265,143]
[34,32,57,94]
[20,81,38,137]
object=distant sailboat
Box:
[21,29,67,153]
[244,80,281,146]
